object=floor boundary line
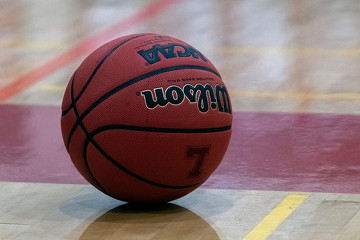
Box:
[242,194,308,240]
[0,0,181,101]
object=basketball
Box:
[61,33,232,203]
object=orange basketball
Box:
[61,33,232,203]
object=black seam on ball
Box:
[65,65,221,150]
[83,135,205,190]
[91,124,232,135]
[62,33,151,117]
[65,34,155,193]
[70,70,107,193]
[81,124,231,189]
[62,34,225,190]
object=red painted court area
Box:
[1,104,359,194]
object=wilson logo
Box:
[141,83,231,114]
[138,43,207,65]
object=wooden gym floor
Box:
[1,0,360,239]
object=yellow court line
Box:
[0,39,69,50]
[2,38,360,57]
[242,194,308,240]
[229,89,360,101]
[39,84,360,102]
[203,46,360,57]
[40,84,67,92]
